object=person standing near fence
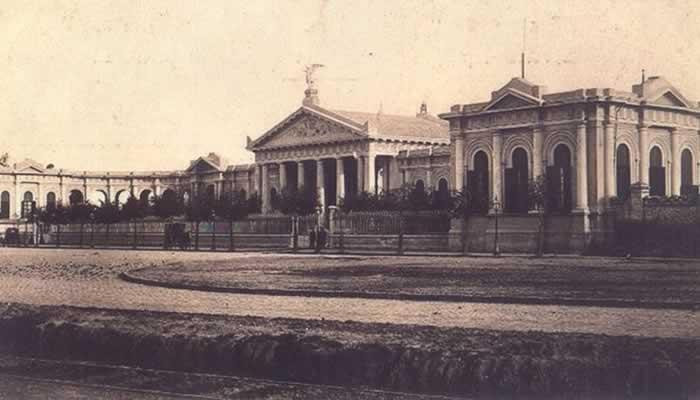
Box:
[316,225,326,253]
[309,226,316,250]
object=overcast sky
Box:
[2,0,699,171]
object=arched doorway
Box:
[616,144,631,200]
[69,190,84,205]
[414,179,425,194]
[681,149,694,196]
[436,178,449,209]
[506,148,529,213]
[22,191,34,218]
[649,147,665,196]
[547,144,572,212]
[46,192,57,209]
[469,151,489,214]
[1,191,10,219]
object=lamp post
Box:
[492,196,501,256]
[211,210,216,251]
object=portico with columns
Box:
[247,86,449,214]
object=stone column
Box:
[671,128,680,195]
[366,155,376,194]
[356,156,364,194]
[316,159,325,209]
[261,164,269,213]
[279,162,287,192]
[593,121,605,210]
[491,132,502,207]
[532,125,543,179]
[336,158,345,204]
[254,164,261,195]
[575,122,589,211]
[604,122,616,200]
[297,161,305,190]
[13,176,19,219]
[638,124,649,185]
[453,136,465,193]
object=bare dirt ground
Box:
[124,254,700,309]
[0,248,697,338]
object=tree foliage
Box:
[276,186,318,215]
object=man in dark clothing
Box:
[316,226,326,253]
[309,227,316,250]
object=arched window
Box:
[469,151,489,214]
[0,191,10,219]
[505,148,529,213]
[139,190,152,206]
[270,187,279,210]
[649,147,665,196]
[206,184,216,200]
[46,192,57,209]
[436,178,449,209]
[547,144,572,212]
[616,144,631,200]
[681,149,694,196]
[69,190,84,205]
[414,179,425,194]
[22,191,34,218]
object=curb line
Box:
[119,269,699,311]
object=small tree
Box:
[528,174,548,257]
[152,193,183,220]
[94,202,121,224]
[278,186,318,215]
[121,196,144,221]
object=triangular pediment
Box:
[14,159,45,173]
[652,90,689,108]
[484,89,541,111]
[186,157,221,173]
[250,107,366,150]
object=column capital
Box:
[638,123,650,130]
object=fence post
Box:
[292,216,298,253]
[106,223,110,248]
[229,219,234,252]
[211,220,216,251]
[79,222,84,248]
[397,211,404,255]
[90,222,94,248]
[339,212,344,254]
[195,220,200,251]
[56,224,61,248]
[132,221,137,249]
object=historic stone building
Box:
[246,85,449,212]
[0,153,257,221]
[440,75,700,251]
[3,73,699,253]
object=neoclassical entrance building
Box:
[246,84,449,212]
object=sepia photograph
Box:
[0,0,698,398]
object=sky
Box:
[2,0,700,171]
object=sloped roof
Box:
[249,103,448,150]
[328,109,448,140]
